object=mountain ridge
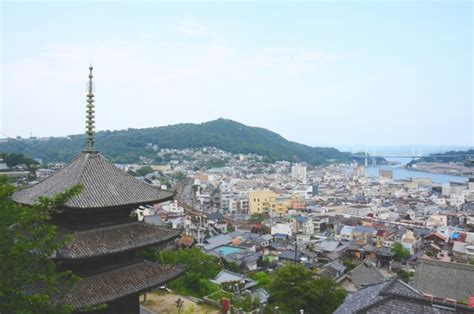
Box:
[0,118,352,165]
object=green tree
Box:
[248,213,265,224]
[1,152,39,168]
[396,269,414,283]
[249,272,270,288]
[174,171,186,181]
[0,176,82,313]
[392,242,411,262]
[135,165,154,177]
[159,248,222,297]
[225,261,240,273]
[342,257,359,272]
[160,177,171,188]
[267,263,346,314]
[127,169,138,176]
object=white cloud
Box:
[1,20,342,140]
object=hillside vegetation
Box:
[408,149,474,167]
[0,119,351,165]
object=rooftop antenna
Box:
[85,65,96,152]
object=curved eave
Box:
[63,190,176,211]
[54,232,180,262]
[64,261,186,309]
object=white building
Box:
[291,163,307,181]
[161,200,184,215]
[135,205,156,221]
[450,193,465,209]
[271,223,293,237]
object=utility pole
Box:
[294,240,298,264]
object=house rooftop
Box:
[348,260,386,288]
[410,258,474,302]
[335,279,470,314]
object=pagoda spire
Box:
[85,65,96,152]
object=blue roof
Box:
[354,226,375,233]
[294,216,308,223]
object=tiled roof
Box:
[65,261,185,308]
[335,279,453,314]
[203,234,233,251]
[410,258,474,301]
[348,260,386,288]
[279,250,300,261]
[12,152,174,209]
[55,223,180,260]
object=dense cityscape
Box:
[1,1,472,314]
[2,139,474,313]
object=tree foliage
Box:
[408,149,474,167]
[392,242,411,262]
[248,213,266,224]
[342,257,359,272]
[224,261,240,273]
[267,263,346,314]
[0,152,39,169]
[0,176,82,313]
[249,271,270,288]
[134,166,154,177]
[159,248,223,297]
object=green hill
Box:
[408,149,474,167]
[0,119,351,165]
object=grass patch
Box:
[140,300,157,307]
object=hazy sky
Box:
[1,1,472,147]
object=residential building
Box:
[249,189,277,214]
[291,163,307,181]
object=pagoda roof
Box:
[64,261,185,309]
[55,222,180,260]
[12,152,174,209]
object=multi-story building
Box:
[291,163,307,181]
[379,169,393,179]
[353,166,366,177]
[249,189,277,214]
[291,216,314,235]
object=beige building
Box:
[151,164,171,172]
[379,169,393,179]
[249,189,277,214]
[269,198,291,215]
[353,166,366,177]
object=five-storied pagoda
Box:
[12,66,184,313]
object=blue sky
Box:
[1,1,472,147]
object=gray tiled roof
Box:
[365,297,456,313]
[210,270,257,290]
[64,261,185,308]
[410,258,474,301]
[335,279,425,314]
[203,234,233,251]
[349,260,386,288]
[279,250,300,261]
[12,152,174,209]
[55,222,180,260]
